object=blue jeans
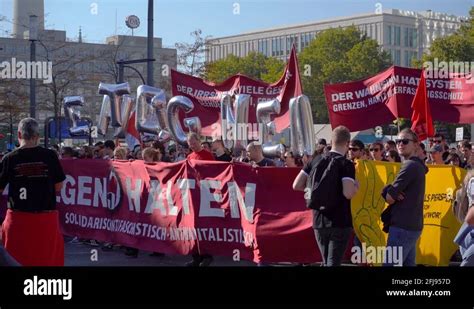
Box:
[384,226,421,267]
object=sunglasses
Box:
[349,147,360,151]
[395,139,414,145]
[369,148,380,152]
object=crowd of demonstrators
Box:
[2,117,474,267]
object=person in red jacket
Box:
[185,132,215,266]
[187,133,215,161]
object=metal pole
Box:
[118,63,124,83]
[29,40,36,118]
[147,0,154,86]
[9,112,13,149]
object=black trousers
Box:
[314,227,352,266]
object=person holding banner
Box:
[186,132,215,266]
[382,128,428,267]
[0,118,66,266]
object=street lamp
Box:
[29,15,39,119]
[147,0,154,86]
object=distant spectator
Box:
[429,144,445,165]
[461,141,473,169]
[385,150,401,163]
[384,140,397,153]
[152,141,170,162]
[211,139,232,162]
[93,141,104,159]
[284,151,298,167]
[142,147,160,163]
[369,142,385,161]
[114,147,128,160]
[61,146,74,159]
[80,146,93,159]
[246,142,275,167]
[103,140,115,159]
[201,141,212,153]
[348,139,365,163]
[446,153,462,167]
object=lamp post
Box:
[29,15,39,118]
[147,0,154,86]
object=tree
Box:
[298,26,392,123]
[175,29,209,76]
[203,51,285,83]
[416,7,473,65]
[412,7,474,141]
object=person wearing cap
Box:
[429,144,445,165]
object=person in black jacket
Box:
[382,128,428,266]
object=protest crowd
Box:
[1,116,473,267]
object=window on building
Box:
[394,26,401,46]
[387,25,392,45]
[272,38,276,56]
[394,49,401,65]
[279,37,284,56]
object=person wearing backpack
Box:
[293,126,359,266]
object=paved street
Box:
[64,238,256,267]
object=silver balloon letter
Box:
[63,96,90,136]
[98,82,131,128]
[290,95,315,157]
[167,96,195,146]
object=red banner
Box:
[171,47,302,136]
[324,66,474,131]
[53,159,340,264]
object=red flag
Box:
[125,110,140,150]
[275,44,303,131]
[411,70,434,141]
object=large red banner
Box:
[53,159,332,263]
[324,66,474,131]
[171,47,302,136]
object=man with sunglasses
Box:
[369,142,386,161]
[428,144,445,165]
[348,140,365,163]
[382,128,428,266]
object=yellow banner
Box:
[352,160,465,266]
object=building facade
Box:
[0,30,176,125]
[206,9,468,66]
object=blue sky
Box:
[0,0,472,47]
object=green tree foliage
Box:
[298,26,392,123]
[412,7,473,141]
[203,51,285,83]
[416,7,474,65]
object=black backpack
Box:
[306,154,344,212]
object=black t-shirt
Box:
[216,153,232,162]
[303,151,356,228]
[256,157,275,167]
[0,146,66,212]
